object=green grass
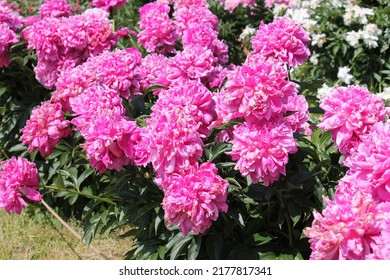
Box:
[0,209,133,260]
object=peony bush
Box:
[0,0,389,260]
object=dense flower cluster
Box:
[52,48,142,172]
[162,161,228,236]
[251,16,311,67]
[21,101,71,157]
[22,8,127,88]
[212,15,310,186]
[52,48,142,110]
[0,1,23,67]
[133,73,230,235]
[70,84,140,173]
[0,157,41,214]
[91,0,128,11]
[318,86,386,155]
[306,96,390,259]
[139,107,203,183]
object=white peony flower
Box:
[239,25,257,39]
[346,30,362,48]
[286,8,317,33]
[309,52,319,65]
[378,87,390,100]
[317,83,333,100]
[311,33,327,48]
[361,24,382,48]
[343,5,374,26]
[337,66,354,85]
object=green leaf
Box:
[308,107,324,114]
[206,234,224,260]
[68,193,79,205]
[188,236,202,260]
[259,251,278,260]
[287,201,302,226]
[77,168,95,187]
[227,207,245,228]
[207,118,244,142]
[205,142,232,162]
[0,87,7,97]
[145,84,167,95]
[9,143,27,153]
[252,233,274,246]
[55,173,65,189]
[166,232,185,251]
[170,235,192,260]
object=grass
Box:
[0,208,133,260]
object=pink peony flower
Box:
[39,0,73,19]
[304,190,383,260]
[80,113,141,173]
[0,1,23,31]
[22,8,126,88]
[167,45,216,81]
[160,0,209,10]
[369,202,390,260]
[318,86,386,155]
[0,2,23,67]
[0,157,41,214]
[70,84,126,132]
[52,48,141,110]
[343,122,390,202]
[0,23,18,67]
[174,6,219,36]
[133,128,152,167]
[152,78,217,138]
[218,54,297,123]
[335,172,373,200]
[264,0,295,9]
[137,2,178,53]
[91,0,128,11]
[218,0,256,13]
[182,25,217,50]
[138,53,171,92]
[251,17,311,67]
[228,121,297,186]
[82,48,142,99]
[284,93,309,133]
[51,63,96,111]
[21,101,71,157]
[181,25,229,65]
[162,161,228,236]
[143,107,204,183]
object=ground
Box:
[0,209,133,260]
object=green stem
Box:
[279,193,294,249]
[45,185,116,205]
[284,211,294,249]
